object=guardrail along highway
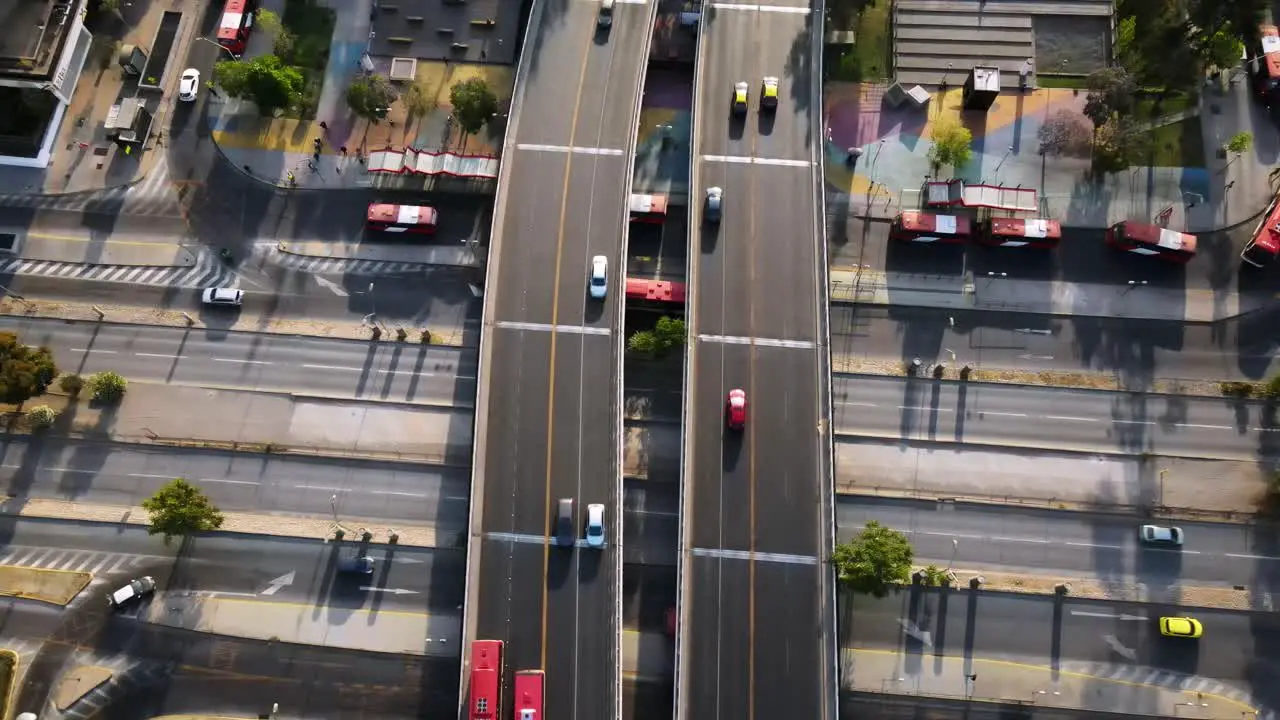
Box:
[463,0,657,719]
[676,1,837,719]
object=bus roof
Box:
[897,211,970,235]
[625,277,686,303]
[989,217,1061,239]
[1117,221,1197,254]
[367,203,437,225]
[217,0,250,36]
[1252,194,1280,255]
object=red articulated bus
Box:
[216,0,258,55]
[625,277,686,304]
[889,211,971,244]
[1105,221,1197,264]
[366,203,439,234]
[468,640,504,720]
[1242,191,1280,267]
[512,670,544,720]
[629,193,669,224]
[979,217,1062,249]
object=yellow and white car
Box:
[1159,616,1203,639]
[732,81,748,114]
[761,76,779,110]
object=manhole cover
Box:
[92,146,109,156]
[0,233,17,252]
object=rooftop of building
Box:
[368,0,523,66]
[0,0,79,80]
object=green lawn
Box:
[1036,74,1088,89]
[1143,117,1205,168]
[827,0,890,82]
[1133,92,1195,121]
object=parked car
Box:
[179,69,200,102]
[108,576,156,608]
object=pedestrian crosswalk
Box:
[0,545,159,585]
[270,252,448,276]
[0,163,184,218]
[55,650,177,720]
[0,250,238,289]
[1062,661,1274,718]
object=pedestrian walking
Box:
[318,121,328,131]
[339,145,348,156]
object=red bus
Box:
[468,640,504,720]
[625,277,686,304]
[1254,25,1280,100]
[889,211,970,244]
[366,203,439,234]
[979,217,1062,249]
[629,193,669,224]
[216,0,258,55]
[512,670,544,720]
[1243,191,1280,267]
[1105,221,1197,263]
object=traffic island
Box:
[53,666,113,711]
[914,567,1253,611]
[0,650,16,719]
[0,566,91,605]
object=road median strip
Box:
[924,567,1253,612]
[0,497,446,549]
[0,565,90,605]
[0,650,16,720]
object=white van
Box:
[598,0,614,27]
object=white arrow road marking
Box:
[1103,634,1138,660]
[898,618,933,648]
[260,571,296,596]
[1072,611,1147,621]
[314,276,349,296]
[359,587,420,595]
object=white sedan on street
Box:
[178,68,200,102]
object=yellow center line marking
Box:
[539,18,597,675]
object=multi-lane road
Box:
[678,1,835,720]
[1,317,476,404]
[839,498,1280,591]
[465,1,655,718]
[834,374,1273,460]
[0,437,470,530]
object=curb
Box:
[170,381,476,412]
[274,241,482,269]
[831,369,1238,403]
[832,430,1260,464]
[0,649,17,720]
[835,486,1254,525]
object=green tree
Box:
[925,118,972,173]
[58,374,83,397]
[831,520,914,597]
[88,371,127,403]
[1083,67,1136,128]
[214,55,305,116]
[345,74,396,122]
[628,330,660,357]
[653,316,687,353]
[450,77,499,136]
[255,10,296,59]
[1091,113,1149,174]
[1227,131,1254,155]
[142,478,225,545]
[0,332,57,406]
[401,81,432,123]
[1037,109,1091,158]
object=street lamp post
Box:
[993,145,1015,182]
[869,138,886,190]
[196,36,239,61]
[947,537,959,570]
[330,493,339,523]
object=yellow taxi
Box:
[732,81,748,114]
[761,76,779,110]
[1159,616,1203,639]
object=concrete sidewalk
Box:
[622,630,674,681]
[844,647,1258,718]
[145,593,457,656]
[18,234,196,267]
[278,240,479,267]
[828,267,1269,322]
[834,442,1264,521]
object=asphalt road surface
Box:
[834,373,1273,460]
[468,2,654,718]
[0,437,471,529]
[844,589,1280,711]
[838,497,1280,592]
[1,316,476,404]
[680,3,835,720]
[830,303,1280,384]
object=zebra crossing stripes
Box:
[0,163,184,218]
[272,252,448,276]
[0,251,238,289]
[0,545,154,581]
[57,650,177,720]
[1061,660,1273,717]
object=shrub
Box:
[88,371,128,403]
[1220,381,1255,398]
[25,404,58,429]
[59,374,83,396]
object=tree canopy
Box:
[1083,67,1136,128]
[1037,109,1092,158]
[450,78,500,135]
[213,55,305,115]
[831,520,914,597]
[925,118,972,174]
[345,74,396,122]
[0,332,57,406]
[142,478,225,545]
[1092,113,1149,175]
